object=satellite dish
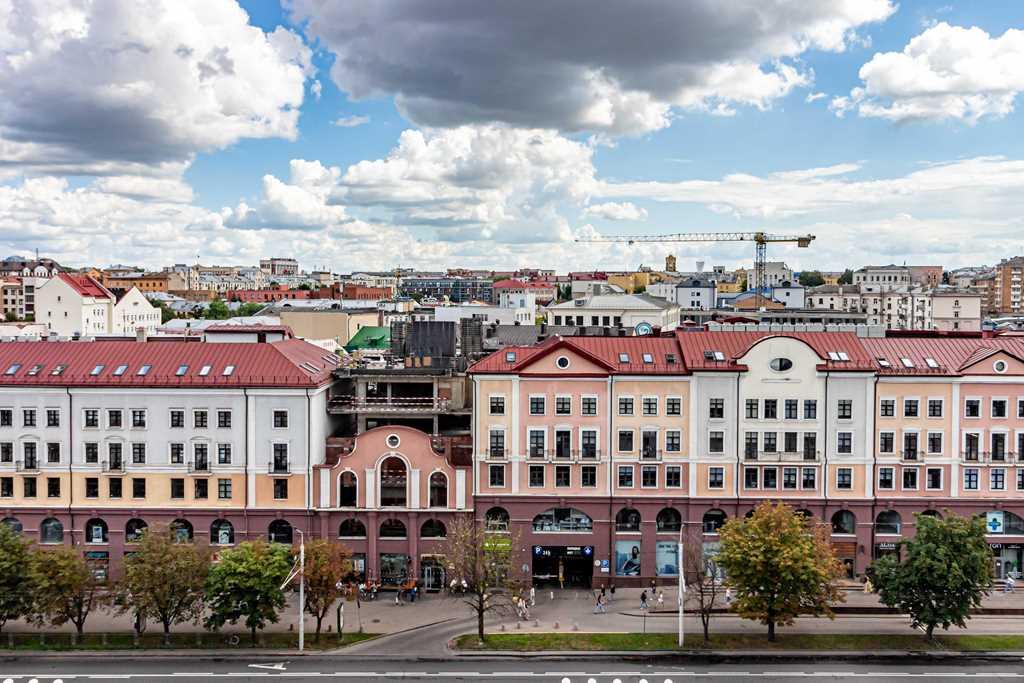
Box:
[634,322,653,336]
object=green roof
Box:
[344,326,391,351]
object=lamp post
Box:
[677,522,685,648]
[281,529,306,652]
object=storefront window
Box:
[875,511,901,535]
[655,541,678,576]
[380,553,410,586]
[615,541,641,576]
[380,457,407,507]
[656,508,681,533]
[533,507,592,532]
[831,510,856,535]
[615,508,641,532]
[702,509,727,534]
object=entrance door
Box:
[421,561,445,591]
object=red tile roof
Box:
[860,335,1024,375]
[59,272,113,300]
[0,339,336,388]
[469,334,688,375]
[676,331,875,372]
[204,324,294,337]
[491,279,527,289]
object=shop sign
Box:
[987,511,1005,534]
[876,542,897,550]
[599,559,609,573]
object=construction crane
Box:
[575,231,815,296]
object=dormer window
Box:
[3,363,20,375]
[90,364,104,376]
[924,357,939,369]
[175,365,188,376]
[113,364,128,376]
[642,353,654,364]
[900,358,914,368]
[222,365,235,376]
[137,364,151,376]
[505,352,516,363]
[198,365,212,376]
[618,353,630,363]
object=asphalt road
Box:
[4,657,1024,682]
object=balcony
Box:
[268,460,291,475]
[640,449,663,461]
[187,459,212,475]
[15,458,40,473]
[750,450,820,462]
[573,448,601,461]
[100,458,124,474]
[328,395,458,414]
[529,449,553,460]
[486,448,508,460]
[901,449,919,462]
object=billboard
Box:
[615,540,641,576]
[655,541,679,576]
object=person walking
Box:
[593,594,603,614]
[657,590,665,611]
[1005,575,1016,593]
[609,584,616,603]
[529,586,536,607]
[640,590,648,611]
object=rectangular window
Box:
[130,409,145,428]
[763,467,778,490]
[488,430,505,458]
[86,477,99,498]
[878,467,894,490]
[879,399,895,417]
[0,409,10,427]
[581,430,598,459]
[964,468,979,490]
[993,399,1008,418]
[84,409,99,428]
[46,409,60,428]
[1018,469,1024,492]
[927,400,943,418]
[132,478,146,498]
[709,431,724,453]
[488,465,505,487]
[170,443,184,465]
[763,399,778,419]
[991,468,1006,491]
[47,477,60,498]
[744,432,758,458]
[804,400,817,419]
[642,397,658,416]
[555,396,571,415]
[193,410,208,428]
[902,468,918,490]
[618,466,634,488]
[803,433,818,459]
[46,442,60,463]
[709,398,724,419]
[489,396,505,415]
[618,397,634,416]
[708,467,724,489]
[218,478,232,499]
[529,396,546,415]
[879,432,894,454]
[581,397,598,416]
[837,432,853,454]
[837,468,852,490]
[529,465,545,488]
[108,477,121,499]
[170,410,184,428]
[217,410,232,428]
[744,467,759,489]
[641,465,658,488]
[170,478,185,499]
[273,478,288,500]
[23,409,35,427]
[903,399,919,418]
[763,432,777,453]
[903,432,919,458]
[783,467,797,489]
[928,432,943,454]
[217,443,232,465]
[131,442,146,464]
[927,468,942,490]
[108,409,123,428]
[745,399,758,419]
[1019,399,1024,419]
[784,431,798,453]
[666,465,681,488]
[529,430,546,458]
[666,397,681,416]
[665,430,681,452]
[194,478,208,499]
[581,465,597,488]
[784,399,798,420]
[837,400,853,420]
[618,430,634,453]
[84,442,98,464]
[22,477,36,498]
[965,399,980,418]
[273,410,288,428]
[2,477,13,497]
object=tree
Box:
[442,515,524,641]
[300,539,350,641]
[149,300,176,324]
[205,541,292,645]
[716,501,844,641]
[4,311,17,322]
[681,529,724,642]
[798,270,825,287]
[29,545,110,640]
[116,527,209,641]
[236,302,266,317]
[297,283,312,291]
[872,512,991,640]
[838,269,854,285]
[0,524,34,633]
[206,299,231,319]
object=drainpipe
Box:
[822,371,829,514]
[243,388,249,541]
[734,372,740,513]
[607,375,614,584]
[307,388,314,539]
[66,388,74,547]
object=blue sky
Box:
[2,0,1023,273]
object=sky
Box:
[1,0,1023,274]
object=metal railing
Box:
[15,458,40,473]
[641,448,663,461]
[901,449,919,461]
[188,459,211,474]
[268,460,291,475]
[330,395,452,413]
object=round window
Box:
[769,358,793,372]
[994,360,1008,374]
[555,356,571,369]
[386,434,401,449]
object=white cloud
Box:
[0,0,312,175]
[834,22,1024,123]
[290,0,894,135]
[332,115,371,128]
[584,202,648,221]
[805,91,827,103]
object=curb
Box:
[449,649,1024,663]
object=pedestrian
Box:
[863,577,874,594]
[411,584,418,603]
[529,586,536,607]
[600,585,606,600]
[657,590,665,611]
[1006,575,1016,593]
[609,584,616,602]
[593,594,602,614]
[640,590,648,611]
[650,578,657,594]
[725,588,733,606]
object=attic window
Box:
[924,357,939,369]
[642,353,654,364]
[198,365,212,376]
[665,353,676,364]
[26,364,43,376]
[837,352,850,362]
[713,351,726,362]
[827,352,841,361]
[223,365,235,376]
[137,364,151,376]
[618,353,630,363]
[3,363,21,375]
[877,357,891,368]
[555,356,571,369]
[113,364,128,376]
[900,358,914,368]
[505,352,516,363]
[51,364,67,376]
[90,364,104,376]
[175,364,189,376]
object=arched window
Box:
[533,508,593,532]
[919,509,942,519]
[875,511,901,535]
[615,508,641,532]
[339,518,366,538]
[702,509,727,534]
[171,519,194,543]
[421,519,447,538]
[831,510,856,535]
[485,507,510,532]
[125,519,147,543]
[211,519,235,546]
[2,517,23,534]
[268,519,293,544]
[794,509,813,520]
[981,510,1024,534]
[656,507,682,532]
[40,517,64,544]
[379,457,407,507]
[339,471,358,507]
[380,518,407,538]
[85,518,108,544]
[429,472,448,508]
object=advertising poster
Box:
[655,541,678,576]
[615,540,641,576]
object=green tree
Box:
[798,270,825,287]
[4,311,17,322]
[0,524,34,633]
[206,299,230,319]
[300,539,350,641]
[205,541,292,645]
[297,283,312,291]
[116,527,209,642]
[838,269,854,285]
[236,302,266,317]
[149,300,175,324]
[872,512,991,640]
[29,545,110,640]
[716,501,844,641]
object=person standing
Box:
[640,590,648,611]
[609,584,616,603]
[529,585,536,607]
[657,590,665,611]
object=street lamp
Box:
[677,522,686,648]
[281,528,305,652]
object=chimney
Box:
[136,326,147,343]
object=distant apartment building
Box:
[400,276,493,303]
[647,279,717,311]
[743,261,794,288]
[806,284,982,331]
[35,274,161,337]
[995,257,1024,315]
[546,293,680,331]
[226,288,312,303]
[102,271,187,295]
[259,258,299,277]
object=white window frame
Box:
[272,408,290,429]
[879,398,895,418]
[488,394,507,416]
[528,464,546,488]
[708,466,725,489]
[617,395,635,416]
[708,430,725,454]
[877,466,895,490]
[878,430,896,454]
[617,465,635,489]
[836,467,854,490]
[964,396,982,419]
[554,394,573,416]
[900,466,920,491]
[991,467,1007,491]
[666,395,683,417]
[528,394,546,416]
[926,430,944,455]
[743,466,759,490]
[991,396,1009,420]
[488,464,506,488]
[902,396,920,418]
[963,467,980,491]
[665,464,682,488]
[925,467,943,491]
[617,428,636,453]
[580,394,599,417]
[926,397,945,419]
[836,430,854,455]
[640,464,658,489]
[527,427,547,456]
[641,395,659,417]
[664,428,682,453]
